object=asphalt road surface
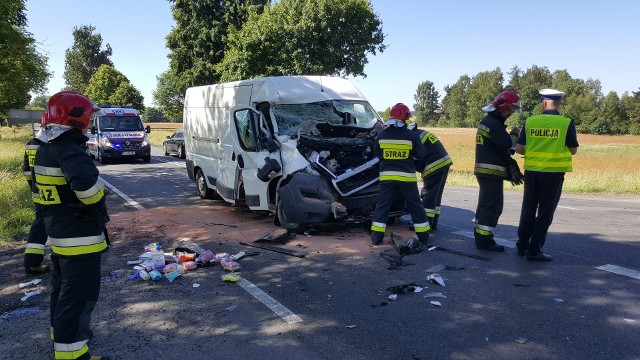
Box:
[1,145,638,360]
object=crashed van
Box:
[86,107,151,164]
[184,76,404,232]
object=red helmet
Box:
[47,91,100,130]
[488,91,522,113]
[40,112,48,127]
[389,103,412,121]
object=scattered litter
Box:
[346,325,356,329]
[623,319,636,323]
[513,283,531,287]
[430,301,441,307]
[387,283,420,294]
[426,265,445,272]
[424,292,447,299]
[0,307,41,322]
[222,274,241,282]
[126,260,143,265]
[388,294,398,301]
[444,265,465,270]
[21,290,41,302]
[192,283,200,288]
[515,338,528,344]
[225,305,237,311]
[19,279,42,288]
[380,252,410,268]
[427,273,445,287]
[413,286,423,293]
[258,228,293,243]
[553,298,564,302]
[231,251,245,261]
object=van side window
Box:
[234,109,257,151]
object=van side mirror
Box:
[91,126,98,135]
[146,126,151,133]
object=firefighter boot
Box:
[475,234,504,252]
[25,265,50,275]
[371,232,385,246]
[417,232,430,245]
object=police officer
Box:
[34,91,110,360]
[407,120,452,230]
[515,89,579,261]
[371,103,430,245]
[22,112,50,275]
[474,91,522,251]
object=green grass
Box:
[0,126,35,246]
[147,130,174,147]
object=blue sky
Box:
[26,0,640,111]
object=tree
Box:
[63,25,113,93]
[464,68,504,127]
[217,0,386,81]
[84,65,144,110]
[621,89,640,135]
[153,70,184,122]
[142,107,169,123]
[506,65,522,92]
[413,80,440,126]
[26,94,50,110]
[0,0,50,123]
[440,75,471,127]
[593,91,623,135]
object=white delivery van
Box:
[86,107,151,164]
[184,75,405,232]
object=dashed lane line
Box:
[557,205,580,210]
[237,277,303,325]
[596,264,640,280]
[100,177,145,210]
[451,229,516,249]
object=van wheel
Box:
[142,155,151,163]
[98,150,108,164]
[178,145,185,159]
[196,169,215,199]
[276,199,306,234]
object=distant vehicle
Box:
[163,129,185,159]
[86,107,151,164]
[184,75,406,233]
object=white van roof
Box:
[185,76,368,107]
[100,107,140,116]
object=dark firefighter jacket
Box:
[23,138,43,200]
[414,129,452,178]
[374,125,426,182]
[474,112,513,179]
[34,129,108,257]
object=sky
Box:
[25,0,640,112]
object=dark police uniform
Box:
[474,112,514,249]
[516,110,578,257]
[414,128,452,229]
[34,128,108,360]
[371,123,430,245]
[22,137,48,270]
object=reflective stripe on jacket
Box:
[415,129,452,178]
[375,125,426,183]
[524,114,572,172]
[474,113,512,179]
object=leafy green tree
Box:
[380,107,390,121]
[592,91,623,135]
[0,0,50,123]
[506,65,522,92]
[26,94,50,110]
[413,80,440,126]
[465,68,504,127]
[153,70,184,122]
[440,75,470,127]
[142,107,169,123]
[63,25,113,93]
[217,0,386,81]
[621,89,640,135]
[84,65,144,110]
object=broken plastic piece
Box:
[21,290,41,302]
[387,294,398,301]
[192,283,200,288]
[19,279,42,288]
[430,301,441,307]
[424,292,447,299]
[515,338,528,344]
[346,325,356,329]
[427,273,445,287]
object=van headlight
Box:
[141,136,149,147]
[100,136,112,148]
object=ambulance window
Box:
[234,109,257,151]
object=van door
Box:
[231,108,281,211]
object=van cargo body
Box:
[184,76,404,232]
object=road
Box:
[1,145,639,360]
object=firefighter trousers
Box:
[51,253,101,360]
[517,171,565,255]
[371,181,430,244]
[420,166,450,229]
[474,176,504,244]
[25,204,47,267]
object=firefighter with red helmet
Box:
[371,103,430,245]
[22,112,51,275]
[473,91,521,251]
[34,91,110,360]
[406,120,452,230]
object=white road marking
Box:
[557,205,580,210]
[452,230,516,249]
[596,264,640,280]
[100,177,145,210]
[237,277,303,324]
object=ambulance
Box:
[86,107,151,164]
[184,75,406,233]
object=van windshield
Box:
[273,100,380,136]
[99,116,144,131]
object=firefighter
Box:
[371,103,430,245]
[407,120,452,230]
[34,91,110,360]
[515,89,579,261]
[473,91,522,251]
[22,112,50,275]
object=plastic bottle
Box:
[231,251,245,261]
[139,269,151,281]
[148,270,162,281]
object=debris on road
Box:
[19,279,42,288]
[430,301,442,307]
[388,294,398,301]
[515,338,528,344]
[391,232,424,255]
[425,264,465,273]
[21,290,41,302]
[424,292,447,299]
[258,228,294,243]
[379,252,409,268]
[427,245,492,261]
[240,241,306,258]
[427,273,445,287]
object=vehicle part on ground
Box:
[239,241,306,258]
